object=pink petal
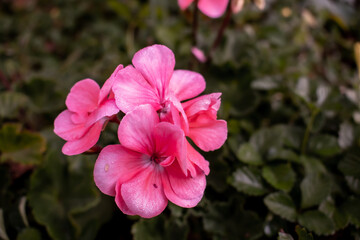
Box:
[178,0,193,10]
[62,120,104,155]
[153,122,187,175]
[65,79,100,114]
[98,64,124,104]
[191,47,207,63]
[132,45,175,100]
[118,104,159,155]
[182,93,222,118]
[112,66,161,113]
[54,110,88,141]
[86,99,119,127]
[198,0,229,18]
[169,70,206,102]
[120,164,168,218]
[186,141,210,175]
[93,145,146,196]
[188,119,228,151]
[162,161,206,208]
[115,182,136,216]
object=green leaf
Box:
[300,173,332,209]
[308,134,341,157]
[28,151,108,240]
[16,228,41,240]
[345,176,360,195]
[0,124,46,165]
[262,164,296,192]
[0,92,28,119]
[267,148,300,163]
[295,226,314,240]
[264,192,297,222]
[343,197,360,228]
[236,143,263,165]
[319,197,349,230]
[338,153,360,178]
[277,232,294,240]
[298,210,335,235]
[132,215,188,240]
[230,167,268,196]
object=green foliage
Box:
[264,192,297,222]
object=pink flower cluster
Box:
[178,0,229,18]
[54,45,227,218]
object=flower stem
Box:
[301,107,320,155]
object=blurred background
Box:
[1,0,360,239]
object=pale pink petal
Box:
[162,161,206,208]
[188,119,228,151]
[112,66,161,113]
[118,104,159,155]
[121,164,168,218]
[98,64,124,104]
[168,95,189,133]
[54,110,88,141]
[93,145,146,196]
[115,181,136,216]
[65,79,100,114]
[191,47,207,63]
[132,45,175,100]
[86,99,119,127]
[186,141,210,175]
[178,0,194,10]
[62,120,104,155]
[198,0,229,18]
[153,122,187,175]
[169,70,206,101]
[182,93,221,118]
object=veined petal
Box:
[178,0,194,10]
[86,99,119,127]
[132,45,175,99]
[182,93,221,118]
[121,164,168,218]
[118,104,159,155]
[115,182,136,216]
[65,79,100,114]
[153,122,186,174]
[198,0,229,18]
[163,161,206,208]
[188,119,228,152]
[62,120,104,155]
[54,110,88,141]
[186,141,210,176]
[94,145,147,196]
[169,70,206,101]
[98,64,124,104]
[113,66,161,113]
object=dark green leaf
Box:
[0,92,28,119]
[262,164,296,192]
[236,143,263,165]
[339,154,360,178]
[0,124,46,165]
[308,134,341,157]
[16,228,41,240]
[300,173,332,209]
[298,210,335,235]
[295,226,314,240]
[267,148,300,163]
[230,167,268,196]
[343,197,360,228]
[264,192,297,222]
[345,176,360,195]
[319,198,349,230]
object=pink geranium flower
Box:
[54,65,122,155]
[178,0,229,18]
[93,105,206,218]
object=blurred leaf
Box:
[16,228,41,240]
[262,164,296,192]
[277,232,294,240]
[319,197,349,231]
[300,172,332,209]
[345,176,360,195]
[267,148,300,163]
[339,153,360,178]
[237,143,263,166]
[251,76,279,90]
[343,197,360,228]
[338,122,354,149]
[264,192,297,222]
[298,210,335,235]
[295,226,314,240]
[308,134,341,157]
[0,124,46,165]
[0,92,28,119]
[132,215,188,240]
[230,167,268,196]
[28,151,106,240]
